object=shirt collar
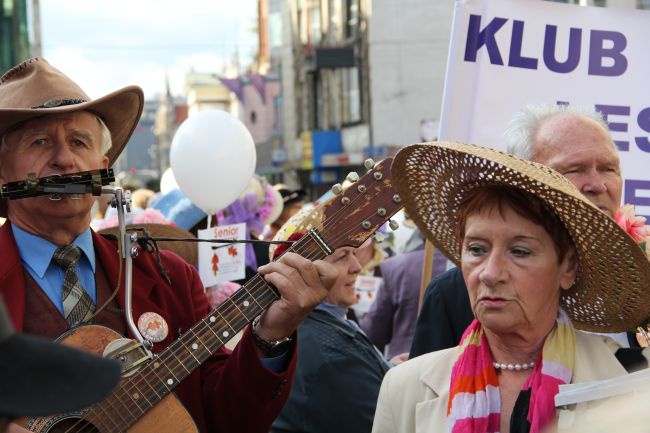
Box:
[11,224,96,278]
[315,302,348,322]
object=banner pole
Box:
[419,239,436,312]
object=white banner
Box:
[198,223,247,287]
[440,0,650,216]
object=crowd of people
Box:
[1,56,649,433]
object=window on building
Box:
[341,67,361,124]
[250,111,257,124]
[344,0,360,40]
[308,2,322,46]
[298,0,321,48]
[307,71,324,130]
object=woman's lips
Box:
[479,297,508,308]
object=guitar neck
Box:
[85,232,328,429]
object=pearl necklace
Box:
[493,361,535,371]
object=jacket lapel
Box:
[415,347,458,433]
[0,222,27,330]
[572,331,628,383]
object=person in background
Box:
[0,58,336,433]
[151,187,206,234]
[270,208,390,433]
[348,235,389,324]
[373,141,650,433]
[360,227,447,363]
[130,188,155,210]
[217,175,283,283]
[0,297,120,433]
[410,103,634,359]
[267,184,307,240]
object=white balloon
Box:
[170,110,257,214]
[159,167,178,194]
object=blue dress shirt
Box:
[12,224,97,313]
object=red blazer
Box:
[0,222,296,433]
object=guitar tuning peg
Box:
[374,232,385,243]
[364,159,375,170]
[389,219,399,231]
[331,183,343,195]
[346,172,359,183]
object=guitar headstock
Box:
[320,157,402,250]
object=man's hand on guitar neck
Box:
[256,252,337,356]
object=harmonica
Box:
[0,168,115,200]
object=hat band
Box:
[31,98,87,109]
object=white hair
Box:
[96,115,112,155]
[503,104,611,161]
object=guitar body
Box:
[21,325,198,433]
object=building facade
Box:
[1,0,31,74]
[280,0,375,196]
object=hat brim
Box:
[0,334,121,417]
[98,223,198,266]
[0,85,144,218]
[0,85,143,165]
[269,205,324,261]
[393,141,650,332]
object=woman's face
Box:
[323,247,362,307]
[461,204,576,337]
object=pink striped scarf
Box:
[447,309,575,433]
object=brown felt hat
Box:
[392,141,650,333]
[0,58,144,217]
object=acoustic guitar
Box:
[21,158,403,433]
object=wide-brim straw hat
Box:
[392,141,650,332]
[0,57,144,217]
[98,223,198,267]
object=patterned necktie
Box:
[52,244,95,326]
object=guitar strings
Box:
[64,167,399,433]
[66,182,396,433]
[92,170,395,433]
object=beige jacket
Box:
[372,332,639,433]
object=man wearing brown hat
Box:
[0,58,335,433]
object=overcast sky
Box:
[40,0,258,100]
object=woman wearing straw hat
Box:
[372,142,650,433]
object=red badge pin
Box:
[137,312,169,343]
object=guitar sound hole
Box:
[43,417,100,433]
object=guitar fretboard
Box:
[81,233,326,433]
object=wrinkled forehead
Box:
[3,110,101,142]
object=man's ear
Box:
[560,247,578,291]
